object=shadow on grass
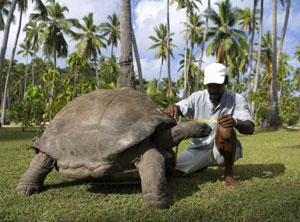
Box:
[171,163,285,201]
[44,172,142,195]
[44,163,285,200]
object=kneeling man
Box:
[164,63,255,186]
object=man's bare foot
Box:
[225,176,240,187]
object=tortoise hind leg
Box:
[16,152,55,195]
[135,147,172,209]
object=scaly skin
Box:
[16,152,55,195]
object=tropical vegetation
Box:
[0,0,298,130]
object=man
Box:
[164,62,254,186]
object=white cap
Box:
[204,63,227,85]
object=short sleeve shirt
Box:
[176,89,254,151]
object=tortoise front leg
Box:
[16,152,55,195]
[135,147,172,209]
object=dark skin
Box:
[164,83,254,186]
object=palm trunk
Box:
[32,55,35,85]
[195,0,210,92]
[156,57,164,92]
[1,8,23,125]
[166,0,173,97]
[119,0,134,88]
[111,43,114,57]
[24,56,28,97]
[53,50,57,69]
[251,0,264,116]
[247,0,258,110]
[0,0,17,91]
[186,36,195,97]
[276,0,290,74]
[131,26,144,92]
[183,8,190,98]
[94,55,99,87]
[270,0,281,128]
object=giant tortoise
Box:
[16,88,211,208]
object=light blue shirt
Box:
[176,89,254,152]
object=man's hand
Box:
[217,114,236,128]
[164,105,180,119]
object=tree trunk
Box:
[195,0,210,92]
[131,26,144,92]
[186,32,195,96]
[251,0,264,116]
[119,0,134,88]
[0,0,18,91]
[32,55,35,85]
[270,0,281,128]
[183,8,190,98]
[1,9,23,125]
[276,0,290,74]
[53,50,57,69]
[93,55,99,87]
[156,57,164,92]
[166,0,173,97]
[24,56,28,98]
[247,0,258,111]
[111,43,114,58]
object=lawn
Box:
[0,127,299,222]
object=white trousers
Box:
[176,140,243,174]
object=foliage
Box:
[279,80,299,126]
[249,84,271,126]
[146,79,180,110]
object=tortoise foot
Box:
[15,183,43,195]
[144,195,172,209]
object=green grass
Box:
[0,127,300,222]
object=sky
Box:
[1,0,300,82]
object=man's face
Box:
[206,83,225,104]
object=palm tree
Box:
[178,48,198,95]
[252,0,264,116]
[0,0,17,94]
[119,0,134,88]
[295,41,300,62]
[100,12,120,57]
[0,0,12,31]
[206,0,246,65]
[131,26,144,92]
[171,0,200,98]
[23,20,42,85]
[237,2,258,96]
[184,11,203,95]
[195,0,210,92]
[1,0,29,125]
[18,41,33,95]
[270,0,280,128]
[166,0,173,97]
[276,0,291,76]
[30,0,77,69]
[277,53,293,96]
[71,12,106,85]
[148,23,176,91]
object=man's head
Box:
[204,63,228,104]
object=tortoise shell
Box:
[33,88,176,179]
